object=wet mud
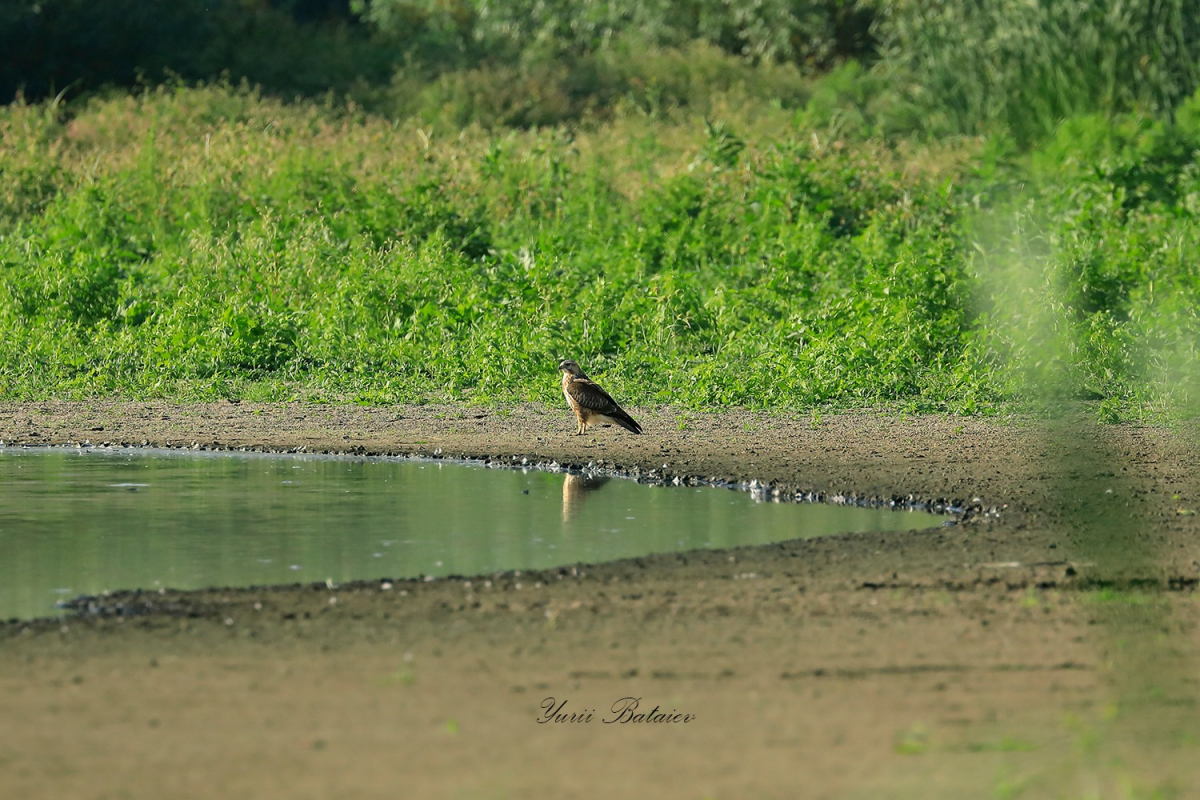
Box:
[2,402,1199,798]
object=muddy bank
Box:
[3,400,1199,585]
[2,402,1199,799]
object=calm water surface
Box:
[0,447,943,620]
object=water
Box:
[0,447,944,620]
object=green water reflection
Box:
[0,447,942,620]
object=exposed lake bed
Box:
[2,402,1198,798]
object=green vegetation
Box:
[1082,589,1160,607]
[894,721,930,754]
[0,2,1197,417]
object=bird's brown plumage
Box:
[557,359,642,435]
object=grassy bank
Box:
[1,6,1198,418]
[0,83,971,408]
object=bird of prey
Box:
[558,359,643,435]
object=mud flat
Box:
[2,402,1199,799]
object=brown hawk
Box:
[557,359,643,435]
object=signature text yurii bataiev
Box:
[537,696,695,724]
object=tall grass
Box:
[874,0,1200,144]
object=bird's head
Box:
[558,359,585,377]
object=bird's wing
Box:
[567,378,626,416]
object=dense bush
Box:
[6,1,1196,146]
[359,0,875,67]
[391,39,812,130]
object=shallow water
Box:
[0,446,943,620]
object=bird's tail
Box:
[613,411,643,434]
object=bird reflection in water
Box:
[561,472,611,522]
